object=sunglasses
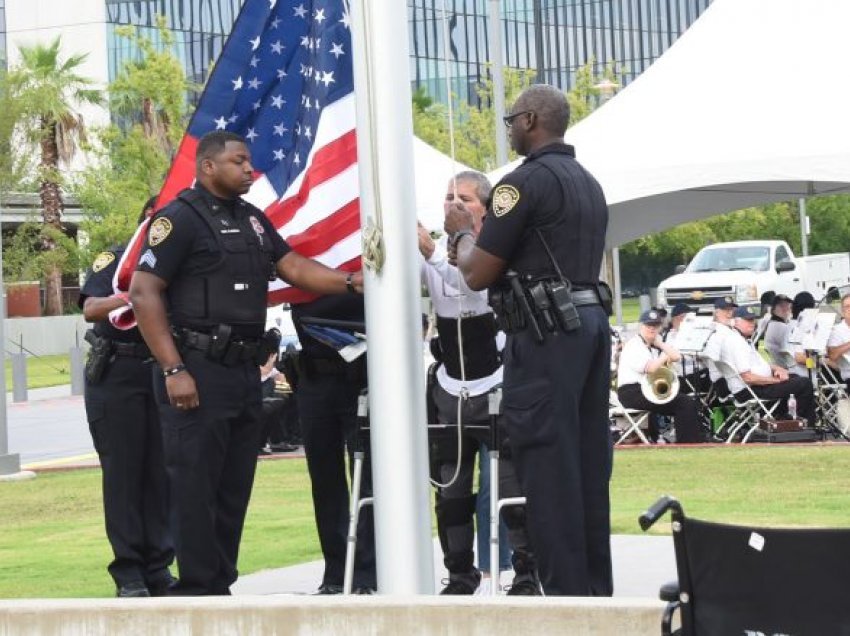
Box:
[502,110,533,128]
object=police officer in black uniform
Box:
[290,294,376,594]
[445,84,613,596]
[130,131,363,596]
[80,198,174,598]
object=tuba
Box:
[640,365,680,405]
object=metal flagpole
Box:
[350,0,435,594]
[798,197,809,257]
[0,201,22,476]
[489,0,508,166]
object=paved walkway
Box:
[232,535,675,598]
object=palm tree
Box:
[10,37,102,315]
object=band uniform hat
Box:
[670,303,691,318]
[714,296,739,310]
[733,306,759,320]
[771,293,793,308]
[639,309,664,325]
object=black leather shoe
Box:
[147,574,177,597]
[116,581,150,598]
[439,570,480,595]
[314,583,343,595]
[353,586,375,595]
[506,573,542,596]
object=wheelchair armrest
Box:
[639,495,682,530]
[659,580,679,603]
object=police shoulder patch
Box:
[91,251,115,272]
[492,185,521,217]
[148,218,173,246]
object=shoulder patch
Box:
[492,185,521,217]
[148,218,173,246]
[91,252,115,272]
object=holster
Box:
[84,329,114,384]
[277,349,303,392]
[488,288,526,334]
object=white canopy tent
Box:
[413,137,473,231]
[489,0,850,248]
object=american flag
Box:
[114,0,359,312]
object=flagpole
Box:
[350,0,435,594]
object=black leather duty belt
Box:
[175,328,262,364]
[113,341,151,358]
[570,288,601,307]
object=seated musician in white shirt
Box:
[763,294,809,377]
[617,310,704,443]
[720,306,817,423]
[664,302,711,393]
[827,293,850,392]
[702,296,738,397]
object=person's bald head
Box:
[515,85,570,134]
[507,84,570,156]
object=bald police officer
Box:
[445,84,613,596]
[130,131,363,596]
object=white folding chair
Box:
[609,390,651,445]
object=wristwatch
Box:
[163,363,187,377]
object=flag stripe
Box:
[285,198,360,255]
[266,129,357,228]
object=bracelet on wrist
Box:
[163,363,187,378]
[345,272,357,294]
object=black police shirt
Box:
[78,246,142,343]
[476,142,608,286]
[136,184,290,285]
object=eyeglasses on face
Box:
[502,110,533,128]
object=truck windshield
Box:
[688,246,771,273]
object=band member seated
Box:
[664,302,711,393]
[763,294,808,377]
[703,296,738,397]
[827,293,850,392]
[617,310,704,443]
[720,306,816,423]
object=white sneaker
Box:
[474,577,491,596]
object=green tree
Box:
[9,36,102,315]
[74,20,191,266]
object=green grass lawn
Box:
[1,446,849,598]
[3,354,71,390]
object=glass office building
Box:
[106,0,242,87]
[410,0,713,105]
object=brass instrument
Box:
[640,365,680,405]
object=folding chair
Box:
[640,495,850,635]
[609,390,651,445]
[814,359,850,441]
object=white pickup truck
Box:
[656,240,850,313]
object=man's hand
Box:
[166,371,200,410]
[417,222,435,259]
[772,367,789,382]
[349,271,364,293]
[444,201,474,236]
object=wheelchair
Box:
[639,495,850,635]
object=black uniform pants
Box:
[85,354,173,589]
[617,383,704,443]
[296,371,376,589]
[154,349,263,595]
[430,383,535,578]
[739,375,817,424]
[502,305,613,596]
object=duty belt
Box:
[113,341,151,358]
[175,327,262,365]
[569,289,602,307]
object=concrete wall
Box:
[0,596,668,636]
[4,316,88,357]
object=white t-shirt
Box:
[702,323,732,382]
[420,237,503,397]
[720,328,772,395]
[617,334,658,388]
[827,319,850,380]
